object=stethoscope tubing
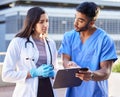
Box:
[25,37,53,65]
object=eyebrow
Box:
[77,18,86,22]
[75,15,86,22]
[39,19,49,21]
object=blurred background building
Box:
[0,0,120,62]
[0,1,120,97]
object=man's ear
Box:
[90,20,95,26]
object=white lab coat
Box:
[2,36,58,97]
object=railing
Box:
[0,51,120,65]
[0,52,6,55]
[0,52,63,69]
[117,50,120,55]
[0,52,15,87]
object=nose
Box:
[43,22,48,27]
[74,18,78,26]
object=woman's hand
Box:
[30,64,54,78]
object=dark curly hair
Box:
[76,2,100,21]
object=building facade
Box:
[0,0,120,61]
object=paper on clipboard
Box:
[53,68,85,89]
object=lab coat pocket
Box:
[20,47,36,69]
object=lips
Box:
[42,27,47,31]
[74,25,79,30]
[42,29,46,31]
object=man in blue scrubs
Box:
[58,2,117,97]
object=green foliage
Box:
[112,59,120,73]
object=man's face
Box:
[74,11,91,32]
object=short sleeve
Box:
[58,32,71,56]
[100,36,117,62]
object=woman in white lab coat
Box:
[2,7,58,97]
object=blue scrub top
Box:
[58,28,117,97]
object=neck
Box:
[32,33,44,40]
[80,26,96,37]
[80,26,97,43]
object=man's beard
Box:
[75,22,90,32]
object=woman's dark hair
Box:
[76,2,100,21]
[15,7,45,38]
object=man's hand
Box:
[66,61,80,68]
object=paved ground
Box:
[0,86,14,97]
[0,85,66,97]
[108,73,120,97]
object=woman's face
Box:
[34,13,49,37]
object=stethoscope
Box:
[25,37,53,65]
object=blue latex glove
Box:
[47,69,55,77]
[40,64,55,77]
[30,64,54,78]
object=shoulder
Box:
[63,30,79,42]
[64,30,77,37]
[47,37,55,43]
[46,38,56,46]
[11,37,25,42]
[46,38,57,52]
[97,28,114,45]
[9,37,26,47]
[97,28,108,37]
[62,30,78,41]
[97,28,113,41]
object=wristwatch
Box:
[90,72,94,80]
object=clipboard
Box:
[53,68,88,89]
